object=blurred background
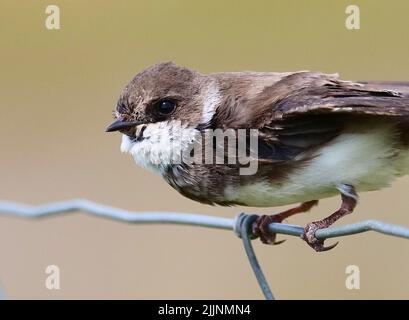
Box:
[0,0,409,299]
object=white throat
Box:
[120,121,199,175]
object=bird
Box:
[106,61,409,252]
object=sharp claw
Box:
[273,239,286,245]
[252,215,286,246]
[314,241,339,252]
[322,241,339,251]
[259,234,281,245]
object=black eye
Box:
[157,99,176,115]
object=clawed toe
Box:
[252,215,286,245]
[251,200,320,246]
[301,222,338,252]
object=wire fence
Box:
[1,199,409,299]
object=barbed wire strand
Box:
[1,199,409,299]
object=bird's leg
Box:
[252,200,319,245]
[302,184,358,252]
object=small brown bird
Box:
[106,62,409,252]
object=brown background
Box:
[0,0,408,299]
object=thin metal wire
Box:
[2,199,409,299]
[236,213,274,300]
[1,199,409,241]
[0,199,234,230]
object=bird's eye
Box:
[157,99,176,115]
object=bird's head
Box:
[106,62,220,173]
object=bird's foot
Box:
[252,214,287,245]
[251,200,319,245]
[301,221,339,252]
[301,184,357,252]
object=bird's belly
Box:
[223,123,409,207]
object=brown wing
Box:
[257,114,344,161]
[264,72,409,123]
[224,72,409,162]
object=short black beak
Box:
[105,117,143,132]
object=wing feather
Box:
[250,73,409,162]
